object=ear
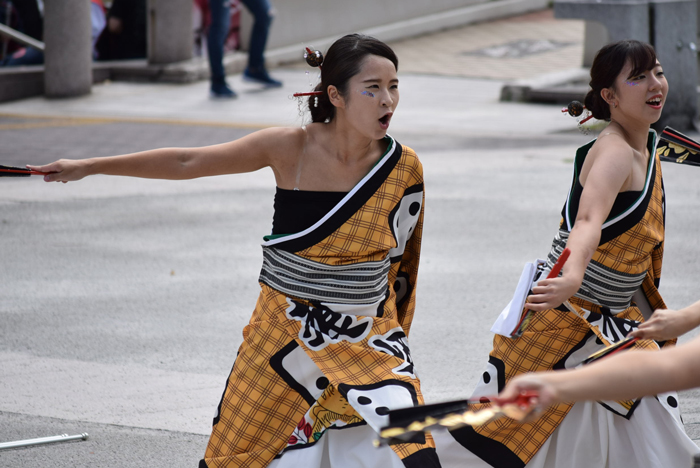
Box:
[327,85,345,109]
[600,88,616,107]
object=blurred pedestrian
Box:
[95,0,147,60]
[208,0,282,98]
[1,0,105,66]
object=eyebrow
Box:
[362,78,399,83]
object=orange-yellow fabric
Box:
[202,144,433,467]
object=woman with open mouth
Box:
[432,39,699,468]
[29,34,439,468]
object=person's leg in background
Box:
[207,0,237,98]
[240,0,282,87]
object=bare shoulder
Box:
[580,132,634,189]
[591,131,632,154]
[587,132,634,169]
[249,126,305,162]
[251,126,304,149]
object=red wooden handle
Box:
[547,248,571,279]
[0,168,49,176]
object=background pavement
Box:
[1,9,700,467]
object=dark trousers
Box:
[207,0,272,86]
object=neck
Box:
[608,114,650,153]
[324,115,379,164]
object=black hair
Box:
[584,40,657,121]
[308,34,399,123]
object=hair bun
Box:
[584,89,610,121]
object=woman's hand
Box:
[525,275,581,311]
[499,373,560,413]
[629,308,696,341]
[27,160,91,183]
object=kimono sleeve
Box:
[384,149,424,341]
[396,193,424,337]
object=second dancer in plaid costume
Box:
[432,41,698,467]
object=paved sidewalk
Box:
[1,9,699,468]
[392,9,585,80]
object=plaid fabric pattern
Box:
[298,151,423,266]
[202,146,430,467]
[469,151,668,464]
[590,154,665,276]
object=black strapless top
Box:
[565,177,643,226]
[271,187,348,235]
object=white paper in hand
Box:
[490,259,547,337]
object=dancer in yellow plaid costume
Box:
[201,141,439,468]
[436,129,698,468]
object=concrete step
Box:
[0,52,250,104]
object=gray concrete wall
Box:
[652,0,698,129]
[582,21,609,67]
[240,0,485,50]
[238,0,549,67]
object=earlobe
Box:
[328,85,344,109]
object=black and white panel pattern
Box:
[388,185,423,262]
[339,380,419,434]
[285,299,374,352]
[270,341,329,405]
[369,327,416,379]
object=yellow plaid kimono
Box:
[200,137,439,467]
[450,130,675,467]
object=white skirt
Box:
[268,424,404,468]
[433,396,700,468]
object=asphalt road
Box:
[1,71,699,467]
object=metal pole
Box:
[0,23,45,51]
[0,433,89,450]
[1,1,11,60]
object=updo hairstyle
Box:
[309,34,399,123]
[584,40,657,121]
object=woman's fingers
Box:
[628,328,648,339]
[628,309,689,341]
[27,163,61,182]
[27,160,84,183]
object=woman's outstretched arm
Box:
[499,325,700,408]
[28,127,299,182]
[525,135,634,311]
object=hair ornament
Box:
[292,47,324,100]
[562,100,594,133]
[303,47,324,69]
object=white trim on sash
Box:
[564,129,658,231]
